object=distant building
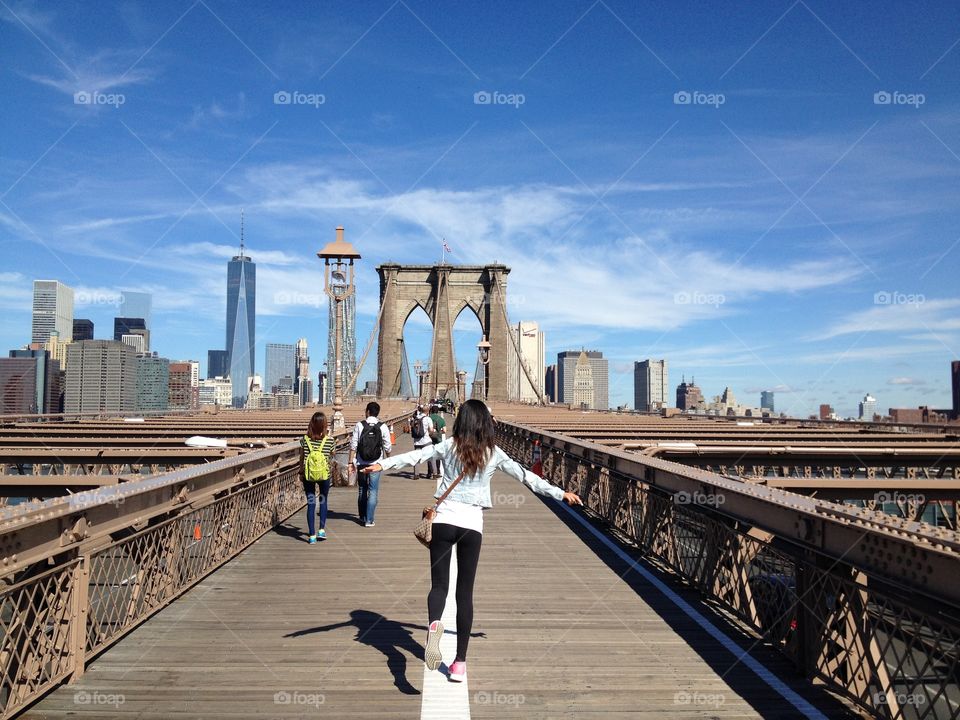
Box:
[761,391,775,413]
[544,364,557,403]
[32,280,74,344]
[199,376,232,407]
[676,376,704,411]
[318,371,328,405]
[31,329,70,370]
[119,291,152,330]
[114,317,146,342]
[510,321,545,402]
[859,393,877,420]
[121,333,147,354]
[634,359,668,412]
[362,380,378,396]
[207,349,229,379]
[1,350,62,414]
[64,341,137,414]
[73,319,94,341]
[295,338,311,404]
[952,361,959,420]
[265,343,296,395]
[226,225,256,407]
[169,361,199,410]
[819,404,834,421]
[572,350,594,409]
[557,350,608,409]
[136,354,169,413]
[245,375,263,409]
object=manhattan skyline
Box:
[2,1,959,416]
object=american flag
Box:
[442,239,453,253]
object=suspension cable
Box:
[492,279,546,405]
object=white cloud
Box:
[814,298,960,340]
[888,377,926,386]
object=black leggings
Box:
[428,523,482,662]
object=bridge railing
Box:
[498,420,960,720]
[0,410,413,719]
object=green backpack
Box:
[303,435,332,482]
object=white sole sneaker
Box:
[424,622,443,671]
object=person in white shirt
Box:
[408,404,434,480]
[348,401,392,527]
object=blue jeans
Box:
[357,468,380,523]
[303,480,330,536]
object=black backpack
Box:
[357,421,385,462]
[410,415,425,440]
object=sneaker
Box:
[448,660,466,682]
[424,621,443,670]
[365,521,375,527]
[308,535,317,544]
[317,528,326,540]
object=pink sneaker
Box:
[448,660,466,682]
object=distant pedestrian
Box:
[300,411,335,544]
[362,399,582,683]
[427,403,446,479]
[349,401,392,527]
[408,404,434,480]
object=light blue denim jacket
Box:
[378,437,564,508]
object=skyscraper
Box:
[226,214,256,407]
[544,364,557,403]
[510,321,545,402]
[168,361,197,410]
[952,361,959,420]
[295,338,312,404]
[634,359,668,412]
[73,319,94,341]
[2,350,61,414]
[32,280,74,344]
[114,317,147,342]
[207,349,229,379]
[136,354,169,412]
[676,376,703,411]
[859,393,877,421]
[557,350,608,409]
[761,390,775,413]
[64,341,137,414]
[120,291,152,329]
[265,343,296,394]
[573,350,594,409]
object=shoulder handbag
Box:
[414,469,466,548]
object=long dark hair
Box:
[452,399,496,476]
[307,411,328,440]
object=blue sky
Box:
[1,0,958,416]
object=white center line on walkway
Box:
[420,549,471,720]
[558,502,829,720]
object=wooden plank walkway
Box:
[23,435,854,719]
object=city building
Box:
[136,354,169,413]
[227,217,256,407]
[114,317,147,342]
[169,361,199,410]
[64,341,137,414]
[557,350,608,410]
[189,360,200,389]
[265,343,296,395]
[819,404,835,421]
[207,349,229,379]
[317,371,328,405]
[31,329,69,370]
[73,319,94,341]
[119,291,152,330]
[889,406,948,424]
[676,376,704,411]
[32,280,74,344]
[121,333,147,354]
[572,350,594,409]
[544,364,557,403]
[362,380,378,396]
[859,393,877,421]
[1,350,61,414]
[295,338,311,404]
[761,391,775,413]
[634,359,668,412]
[952,361,959,420]
[245,375,263,409]
[510,321,545,402]
[198,376,232,407]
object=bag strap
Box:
[433,469,467,509]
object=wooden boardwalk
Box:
[23,436,854,719]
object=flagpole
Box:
[441,237,445,265]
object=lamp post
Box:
[477,336,491,401]
[317,227,361,432]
